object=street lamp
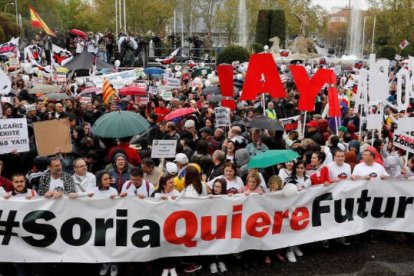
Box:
[4,1,19,25]
[4,2,14,13]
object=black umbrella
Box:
[248,116,284,131]
[202,86,220,95]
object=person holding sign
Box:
[352,150,390,180]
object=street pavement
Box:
[2,231,414,275]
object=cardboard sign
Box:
[393,131,414,153]
[0,118,29,154]
[165,77,180,88]
[214,107,231,127]
[33,119,72,156]
[151,140,177,158]
[279,115,300,132]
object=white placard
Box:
[215,107,231,127]
[366,114,383,130]
[148,86,157,95]
[79,97,91,104]
[161,90,173,101]
[0,118,29,154]
[151,140,177,158]
[0,96,11,104]
[397,117,414,132]
[165,77,180,88]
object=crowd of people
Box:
[0,29,414,276]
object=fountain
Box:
[341,0,363,61]
[238,0,248,48]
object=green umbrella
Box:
[247,150,300,169]
[92,111,150,138]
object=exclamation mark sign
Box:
[217,65,236,110]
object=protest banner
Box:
[0,96,11,104]
[0,180,413,263]
[393,131,414,153]
[279,115,300,132]
[151,140,177,158]
[135,97,149,105]
[165,77,180,88]
[33,119,72,156]
[148,86,157,95]
[8,58,19,68]
[214,107,231,127]
[0,118,29,154]
[31,76,44,85]
[75,69,140,89]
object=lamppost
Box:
[4,1,18,25]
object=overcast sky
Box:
[311,0,370,11]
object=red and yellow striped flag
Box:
[29,5,56,37]
[102,79,115,104]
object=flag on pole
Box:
[29,5,56,37]
[399,39,409,50]
[102,79,115,104]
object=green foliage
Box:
[251,42,263,53]
[255,9,286,48]
[216,45,249,65]
[401,44,414,57]
[0,12,20,41]
[377,45,397,60]
[0,27,5,42]
[269,10,286,47]
[376,36,391,47]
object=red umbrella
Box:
[163,107,197,121]
[119,86,147,96]
[70,29,87,37]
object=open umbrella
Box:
[70,29,87,37]
[144,67,165,75]
[247,150,300,169]
[248,116,284,131]
[119,86,147,96]
[192,67,212,77]
[202,86,220,95]
[163,107,197,121]
[39,93,72,101]
[29,84,59,94]
[92,111,150,138]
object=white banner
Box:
[1,180,414,263]
[75,70,140,89]
[165,77,180,88]
[0,118,29,154]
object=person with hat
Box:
[173,153,190,191]
[200,126,219,155]
[306,120,323,145]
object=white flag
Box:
[0,68,11,95]
[51,44,73,67]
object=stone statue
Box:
[269,36,281,56]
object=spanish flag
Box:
[29,5,56,37]
[102,79,115,104]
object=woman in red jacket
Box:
[309,151,331,185]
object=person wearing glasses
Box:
[72,158,96,196]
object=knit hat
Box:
[339,126,348,133]
[184,120,195,129]
[113,152,127,163]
